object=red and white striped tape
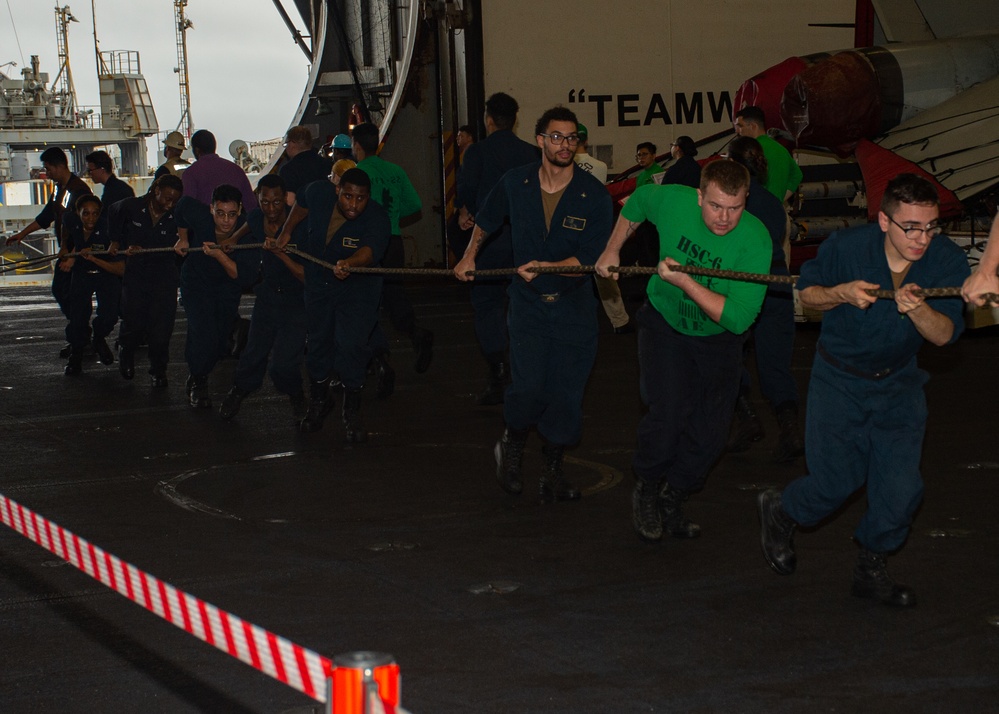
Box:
[0,493,334,703]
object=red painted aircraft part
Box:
[855,139,964,221]
[733,56,813,129]
[782,51,884,149]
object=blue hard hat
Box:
[332,133,352,149]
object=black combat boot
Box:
[773,401,805,463]
[64,347,83,375]
[188,375,212,408]
[93,336,114,365]
[118,344,134,380]
[370,352,395,399]
[219,386,248,420]
[757,489,797,575]
[150,371,168,389]
[659,484,700,538]
[494,428,528,495]
[632,479,663,542]
[299,378,335,433]
[477,352,509,406]
[727,394,765,452]
[851,548,916,607]
[341,387,368,443]
[540,443,580,503]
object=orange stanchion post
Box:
[328,651,401,714]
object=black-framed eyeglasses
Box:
[886,213,943,239]
[539,132,581,147]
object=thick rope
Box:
[6,241,993,303]
[0,243,269,273]
[282,248,992,302]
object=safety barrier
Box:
[0,493,404,713]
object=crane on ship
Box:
[173,0,194,141]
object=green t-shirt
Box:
[757,134,802,200]
[636,163,664,188]
[356,155,422,235]
[622,184,771,336]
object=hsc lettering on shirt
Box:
[676,235,722,269]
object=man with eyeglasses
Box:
[634,142,663,188]
[455,106,612,504]
[758,173,969,608]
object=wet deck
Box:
[2,281,998,713]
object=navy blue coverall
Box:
[782,224,969,553]
[111,196,181,376]
[231,209,308,397]
[62,212,122,349]
[455,130,540,357]
[742,177,798,410]
[297,181,390,390]
[174,196,255,379]
[475,162,612,446]
[35,174,92,316]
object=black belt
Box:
[817,343,907,381]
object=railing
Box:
[99,50,141,76]
[0,103,108,130]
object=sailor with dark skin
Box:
[61,195,125,374]
[273,168,391,441]
[218,175,308,421]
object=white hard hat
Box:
[164,131,186,150]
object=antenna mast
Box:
[91,0,108,74]
[52,5,79,118]
[173,0,194,138]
